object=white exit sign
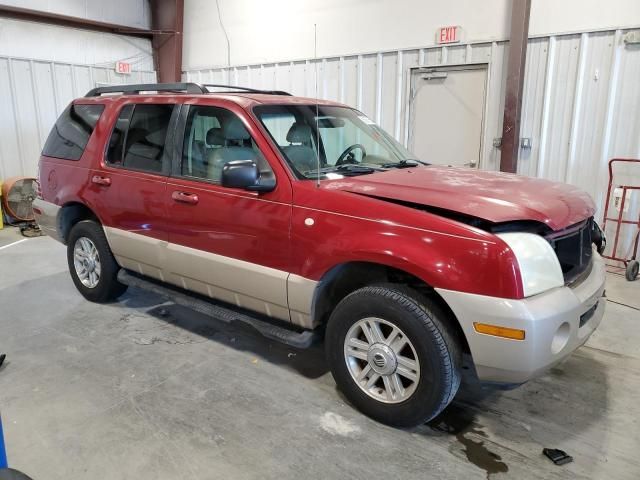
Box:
[115,61,132,75]
[437,26,462,44]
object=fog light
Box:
[473,322,525,340]
[551,322,570,354]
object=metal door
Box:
[408,65,487,168]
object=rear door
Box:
[87,99,177,280]
[165,101,294,322]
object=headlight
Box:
[497,232,564,297]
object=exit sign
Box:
[437,26,462,44]
[115,61,132,75]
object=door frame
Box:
[162,100,296,324]
[406,63,489,169]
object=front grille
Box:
[546,218,594,285]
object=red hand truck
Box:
[601,158,640,281]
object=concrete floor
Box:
[1,227,639,480]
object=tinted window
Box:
[106,104,133,166]
[42,104,104,160]
[106,104,174,173]
[181,105,270,182]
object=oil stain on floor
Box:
[429,404,509,478]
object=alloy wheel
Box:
[344,317,420,403]
[73,236,101,288]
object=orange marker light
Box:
[473,322,526,340]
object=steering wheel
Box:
[336,144,367,166]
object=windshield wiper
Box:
[381,159,429,168]
[334,163,386,172]
[306,163,383,178]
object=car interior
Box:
[183,108,271,183]
[281,122,318,173]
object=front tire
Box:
[67,220,127,302]
[326,285,461,428]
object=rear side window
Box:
[106,104,174,174]
[42,104,104,160]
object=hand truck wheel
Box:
[626,260,639,281]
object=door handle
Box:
[172,191,199,205]
[91,175,111,186]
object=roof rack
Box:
[201,84,292,96]
[85,82,206,97]
[85,82,292,97]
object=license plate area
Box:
[579,301,599,328]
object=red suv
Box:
[34,83,606,427]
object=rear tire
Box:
[326,284,462,428]
[67,220,127,302]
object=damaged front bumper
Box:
[436,252,606,384]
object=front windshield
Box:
[254,104,422,179]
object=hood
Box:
[321,166,595,231]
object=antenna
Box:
[314,23,320,188]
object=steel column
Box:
[500,0,531,173]
[150,0,184,83]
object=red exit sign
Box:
[115,61,132,75]
[437,26,462,44]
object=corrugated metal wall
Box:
[0,56,155,180]
[184,28,640,220]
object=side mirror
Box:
[221,160,275,192]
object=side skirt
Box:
[117,269,321,349]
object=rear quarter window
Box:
[42,104,104,160]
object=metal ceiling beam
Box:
[150,0,184,83]
[0,4,154,38]
[500,0,532,174]
[0,3,185,83]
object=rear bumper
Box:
[32,198,62,243]
[436,251,606,384]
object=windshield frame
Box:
[251,104,419,180]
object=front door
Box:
[408,65,487,168]
[165,102,293,322]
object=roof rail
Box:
[202,84,292,96]
[85,82,206,97]
[84,82,292,98]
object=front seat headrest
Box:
[206,127,224,146]
[286,122,312,143]
[223,117,250,141]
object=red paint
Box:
[321,166,595,231]
[38,92,596,301]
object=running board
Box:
[117,269,318,349]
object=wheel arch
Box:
[57,202,101,244]
[311,261,470,354]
